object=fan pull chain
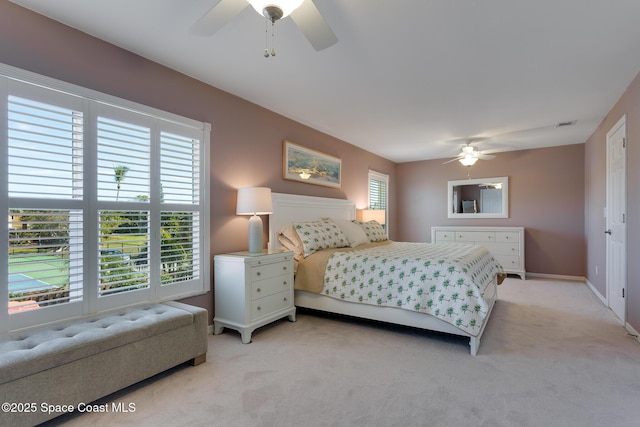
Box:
[263,18,276,58]
[264,18,269,57]
[271,20,276,57]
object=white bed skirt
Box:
[294,276,498,356]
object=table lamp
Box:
[236,187,273,253]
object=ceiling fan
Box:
[191,0,338,55]
[443,140,496,166]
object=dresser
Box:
[431,226,525,280]
[214,250,296,343]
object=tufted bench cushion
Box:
[0,303,196,385]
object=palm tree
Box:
[113,165,129,201]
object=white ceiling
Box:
[11,0,640,163]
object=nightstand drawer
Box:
[251,290,292,321]
[251,261,291,281]
[251,274,291,300]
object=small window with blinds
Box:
[368,170,389,230]
[2,65,210,332]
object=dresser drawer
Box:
[495,254,521,269]
[434,231,455,241]
[251,274,291,300]
[496,231,520,243]
[483,242,519,256]
[250,260,291,281]
[251,290,292,321]
[455,231,496,243]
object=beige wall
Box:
[585,70,640,332]
[396,144,586,277]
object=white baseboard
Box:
[585,279,607,305]
[525,272,586,282]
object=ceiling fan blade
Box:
[442,156,463,164]
[191,0,247,36]
[477,153,496,160]
[290,0,338,51]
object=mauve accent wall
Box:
[585,70,640,333]
[396,144,586,277]
[0,2,396,321]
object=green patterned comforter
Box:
[321,242,503,336]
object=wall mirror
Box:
[448,176,509,218]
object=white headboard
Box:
[268,193,356,251]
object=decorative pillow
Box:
[353,219,387,242]
[278,224,305,261]
[329,218,370,247]
[293,219,349,257]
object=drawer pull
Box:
[283,297,287,302]
[256,272,261,276]
[256,288,261,293]
[283,281,288,286]
[283,266,288,270]
[257,306,261,311]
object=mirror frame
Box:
[447,176,509,219]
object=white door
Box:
[606,116,627,323]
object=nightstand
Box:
[213,250,296,343]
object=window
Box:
[1,64,210,332]
[368,170,389,230]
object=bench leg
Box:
[190,353,206,366]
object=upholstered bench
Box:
[0,301,208,426]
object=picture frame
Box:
[283,140,341,188]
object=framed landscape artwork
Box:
[283,140,341,188]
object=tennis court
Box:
[9,273,57,294]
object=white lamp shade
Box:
[247,0,304,19]
[362,209,386,225]
[236,187,273,215]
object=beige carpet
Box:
[46,278,640,427]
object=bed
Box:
[268,193,502,355]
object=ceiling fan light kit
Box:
[248,1,304,21]
[192,0,337,55]
[459,155,478,166]
[443,140,495,167]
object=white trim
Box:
[585,278,607,305]
[526,272,586,282]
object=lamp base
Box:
[248,214,264,254]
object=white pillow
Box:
[277,227,304,261]
[353,219,387,242]
[330,218,370,247]
[293,219,349,257]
